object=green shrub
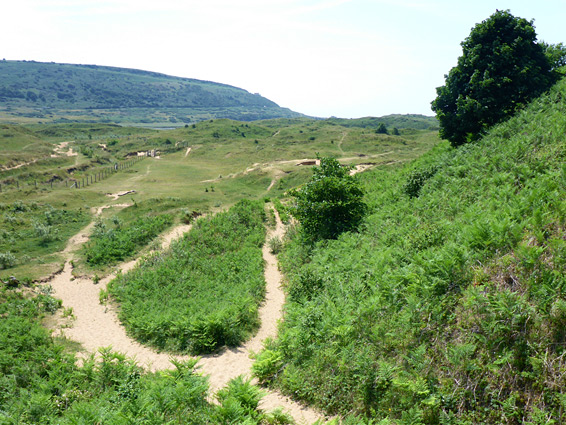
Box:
[289,156,366,241]
[0,251,16,269]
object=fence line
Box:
[0,156,145,193]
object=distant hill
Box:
[0,60,304,126]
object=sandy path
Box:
[50,209,192,370]
[184,147,192,157]
[197,210,323,424]
[1,158,39,171]
[47,206,325,424]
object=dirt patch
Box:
[106,190,136,200]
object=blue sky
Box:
[3,0,565,118]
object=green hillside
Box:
[257,77,566,423]
[0,60,304,126]
[326,114,438,131]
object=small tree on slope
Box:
[289,157,366,241]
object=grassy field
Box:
[0,118,438,281]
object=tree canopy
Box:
[431,10,557,146]
[289,157,366,241]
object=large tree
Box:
[431,10,556,146]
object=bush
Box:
[0,251,16,269]
[289,156,366,241]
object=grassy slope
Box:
[263,78,566,423]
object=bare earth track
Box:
[46,205,324,424]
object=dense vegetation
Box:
[432,10,563,146]
[109,200,268,354]
[84,213,173,266]
[0,284,293,424]
[256,77,566,423]
[289,157,366,241]
[0,200,89,272]
[0,60,303,126]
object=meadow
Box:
[0,117,436,281]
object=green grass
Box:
[0,200,90,279]
[108,199,268,354]
[258,77,566,423]
[1,117,438,281]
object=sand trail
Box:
[46,206,324,424]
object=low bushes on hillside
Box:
[108,199,267,354]
[0,201,89,273]
[258,77,566,423]
[84,213,172,265]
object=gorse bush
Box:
[109,199,267,354]
[260,77,566,423]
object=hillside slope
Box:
[264,77,566,423]
[0,60,303,125]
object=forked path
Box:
[47,206,324,424]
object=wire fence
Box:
[0,155,145,193]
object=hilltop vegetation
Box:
[326,114,438,132]
[256,76,566,423]
[0,60,303,126]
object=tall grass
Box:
[109,199,267,354]
[259,77,566,423]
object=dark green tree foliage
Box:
[542,41,566,71]
[431,10,555,146]
[290,157,366,240]
[375,123,388,134]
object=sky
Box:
[3,0,565,118]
